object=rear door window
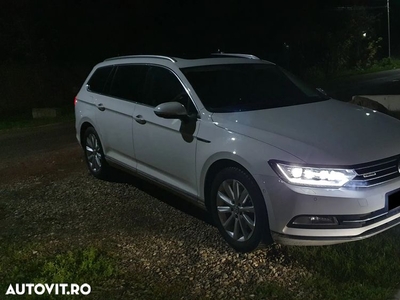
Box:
[108,65,148,102]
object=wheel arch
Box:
[205,159,274,250]
[79,121,95,147]
[203,158,253,212]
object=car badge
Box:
[363,172,376,178]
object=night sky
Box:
[1,0,399,65]
[0,0,399,116]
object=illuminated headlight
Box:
[270,162,356,187]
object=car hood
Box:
[211,100,400,165]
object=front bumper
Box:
[272,211,400,246]
[256,174,400,246]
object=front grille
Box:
[346,156,400,188]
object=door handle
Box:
[97,104,105,111]
[134,115,146,124]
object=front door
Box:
[132,66,199,197]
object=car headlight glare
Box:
[272,162,356,187]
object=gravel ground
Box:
[0,127,312,299]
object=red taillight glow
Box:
[74,96,78,106]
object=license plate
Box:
[388,190,400,211]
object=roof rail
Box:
[211,52,260,60]
[104,55,176,63]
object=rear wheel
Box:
[82,127,109,179]
[210,167,272,252]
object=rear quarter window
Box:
[87,66,113,94]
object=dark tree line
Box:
[0,1,398,71]
[0,0,398,116]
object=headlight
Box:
[270,161,356,188]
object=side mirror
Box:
[154,102,189,120]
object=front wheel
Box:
[82,127,109,179]
[210,167,272,252]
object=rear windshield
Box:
[181,64,329,113]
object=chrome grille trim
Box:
[358,171,399,182]
[358,165,396,176]
[345,156,400,188]
[355,158,398,172]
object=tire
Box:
[210,167,272,252]
[82,127,109,179]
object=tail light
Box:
[74,96,78,106]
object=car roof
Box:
[99,54,275,69]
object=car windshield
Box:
[181,63,330,113]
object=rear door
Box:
[92,64,147,168]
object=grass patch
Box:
[0,243,116,299]
[264,227,400,300]
[1,227,400,299]
[0,241,192,299]
[36,247,114,284]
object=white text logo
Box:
[5,283,91,296]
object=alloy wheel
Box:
[85,133,102,172]
[216,179,256,242]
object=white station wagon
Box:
[75,53,400,252]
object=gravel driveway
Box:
[0,122,311,299]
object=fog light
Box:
[292,216,339,226]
